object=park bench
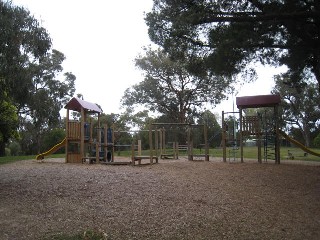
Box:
[132,155,158,166]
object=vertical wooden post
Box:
[159,128,163,156]
[275,105,280,164]
[104,124,108,162]
[96,113,100,164]
[257,129,262,163]
[163,128,166,154]
[138,139,142,156]
[65,109,69,163]
[131,141,135,165]
[155,129,158,158]
[149,124,153,164]
[112,124,115,162]
[187,125,193,160]
[173,142,178,159]
[239,108,244,163]
[90,118,93,144]
[204,124,209,161]
[80,107,85,163]
[222,111,226,162]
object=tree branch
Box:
[194,11,319,25]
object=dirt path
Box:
[0,158,319,239]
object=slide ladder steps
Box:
[264,134,276,161]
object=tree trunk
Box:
[302,122,311,148]
[0,141,6,157]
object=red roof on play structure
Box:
[236,94,281,108]
[64,97,102,113]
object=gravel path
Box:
[0,158,319,239]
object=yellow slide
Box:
[279,130,320,157]
[36,138,66,160]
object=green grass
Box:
[1,146,320,166]
[128,146,320,162]
[210,146,320,162]
[0,153,65,165]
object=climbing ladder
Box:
[262,110,277,162]
[264,132,276,161]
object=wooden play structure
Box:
[63,97,158,165]
[222,94,281,164]
[151,123,209,161]
[64,97,106,163]
[36,97,105,162]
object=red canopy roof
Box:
[65,97,102,113]
[236,94,281,108]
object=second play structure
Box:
[221,94,320,164]
[236,94,281,163]
[222,94,281,163]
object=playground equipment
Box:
[36,138,66,160]
[222,94,320,163]
[151,123,209,161]
[221,111,240,162]
[37,97,112,163]
[279,130,320,158]
[112,129,159,166]
[237,94,281,163]
[222,94,281,163]
[64,97,107,163]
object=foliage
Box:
[0,1,51,96]
[42,128,65,154]
[23,49,75,154]
[23,50,76,123]
[18,117,39,155]
[0,1,76,155]
[146,0,320,91]
[272,74,320,147]
[122,47,233,123]
[7,140,21,156]
[197,110,222,147]
[5,147,10,156]
[313,133,320,148]
[0,100,19,151]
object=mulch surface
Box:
[0,158,319,240]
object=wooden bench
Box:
[160,153,175,159]
[132,156,159,166]
[82,157,98,164]
[191,154,209,161]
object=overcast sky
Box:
[13,0,285,115]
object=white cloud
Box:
[13,0,153,113]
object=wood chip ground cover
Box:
[0,158,319,239]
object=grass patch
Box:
[1,147,319,166]
[210,146,320,162]
[0,153,65,165]
[118,146,320,162]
